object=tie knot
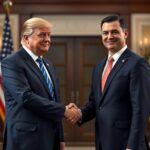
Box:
[108,56,114,63]
[36,57,43,63]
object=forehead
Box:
[101,21,121,31]
[34,27,51,33]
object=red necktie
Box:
[101,57,114,92]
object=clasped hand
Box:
[64,103,82,124]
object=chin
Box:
[107,46,116,50]
[42,48,49,52]
[38,49,48,55]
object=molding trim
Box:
[34,14,108,36]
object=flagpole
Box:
[3,0,13,15]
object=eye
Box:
[102,31,108,36]
[111,30,119,35]
[37,33,50,38]
[38,33,45,38]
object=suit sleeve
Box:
[1,57,65,122]
[127,58,150,150]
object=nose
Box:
[107,32,113,39]
[44,34,51,41]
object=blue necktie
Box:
[36,57,55,100]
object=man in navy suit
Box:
[69,15,150,150]
[1,17,81,150]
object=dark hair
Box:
[101,15,128,29]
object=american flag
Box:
[0,14,13,123]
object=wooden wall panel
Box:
[6,0,150,4]
[1,4,150,15]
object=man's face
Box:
[101,20,128,54]
[25,27,51,56]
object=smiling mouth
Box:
[107,42,116,45]
[42,44,50,47]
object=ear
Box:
[124,29,128,39]
[24,35,29,40]
[23,35,30,44]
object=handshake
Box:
[64,103,82,124]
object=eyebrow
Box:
[102,29,119,32]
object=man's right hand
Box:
[64,103,82,124]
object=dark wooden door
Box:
[44,36,107,145]
[74,37,107,143]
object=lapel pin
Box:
[122,59,125,63]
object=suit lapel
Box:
[99,49,131,105]
[19,48,53,98]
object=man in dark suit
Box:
[1,17,81,150]
[68,15,150,150]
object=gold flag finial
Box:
[3,0,13,15]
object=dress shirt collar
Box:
[22,44,41,62]
[108,45,127,64]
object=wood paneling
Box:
[5,0,150,4]
[1,0,150,14]
[1,4,150,14]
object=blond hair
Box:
[21,18,52,44]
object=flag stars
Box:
[4,37,8,41]
[0,15,13,61]
[2,54,6,58]
[2,48,6,52]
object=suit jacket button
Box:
[99,107,102,110]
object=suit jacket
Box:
[1,48,65,150]
[80,49,150,150]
